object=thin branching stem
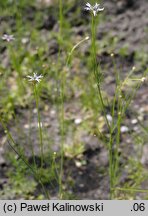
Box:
[0,118,49,199]
[91,14,114,198]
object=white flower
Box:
[84,2,104,16]
[2,34,15,42]
[131,119,138,125]
[27,73,43,83]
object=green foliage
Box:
[0,153,37,199]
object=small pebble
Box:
[21,38,29,44]
[50,109,56,116]
[120,126,129,133]
[131,119,138,124]
[74,118,82,125]
[24,124,29,129]
[106,114,112,122]
[75,161,82,167]
[33,108,37,114]
[133,126,139,132]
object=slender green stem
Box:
[58,0,64,199]
[7,140,49,199]
[115,187,148,193]
[28,106,37,170]
[59,0,63,36]
[0,119,49,199]
[113,97,122,185]
[91,15,110,131]
[110,56,121,197]
[66,36,89,66]
[108,134,114,198]
[91,14,113,198]
[59,68,65,199]
[34,84,44,168]
[8,44,25,95]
